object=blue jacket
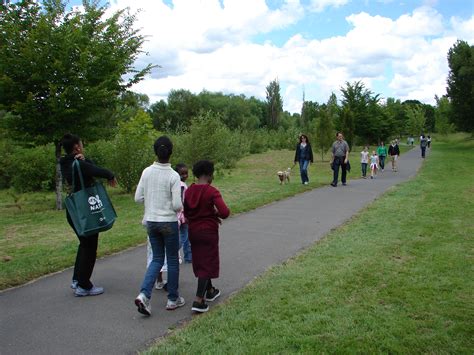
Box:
[294,143,314,163]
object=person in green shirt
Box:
[376,142,388,172]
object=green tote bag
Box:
[65,160,117,237]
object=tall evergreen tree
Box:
[265,78,283,129]
[446,40,474,132]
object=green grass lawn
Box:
[2,145,400,289]
[144,134,473,354]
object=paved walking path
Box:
[0,147,426,354]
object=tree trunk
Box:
[55,141,63,210]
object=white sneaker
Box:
[135,293,151,316]
[155,281,166,290]
[166,296,185,310]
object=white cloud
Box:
[100,1,474,112]
[308,0,350,13]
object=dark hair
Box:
[299,134,310,144]
[61,133,81,154]
[153,136,173,161]
[192,160,214,178]
[175,163,187,173]
[336,131,343,137]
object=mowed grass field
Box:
[144,134,473,354]
[2,145,393,290]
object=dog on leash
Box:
[277,167,291,185]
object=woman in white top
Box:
[134,136,184,316]
[369,151,379,179]
[360,146,369,178]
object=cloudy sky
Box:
[72,0,473,112]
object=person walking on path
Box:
[369,150,379,179]
[175,163,192,263]
[427,135,432,148]
[184,160,230,313]
[134,136,184,316]
[360,146,369,178]
[330,132,350,187]
[376,142,387,171]
[420,135,428,158]
[59,133,117,297]
[294,134,314,185]
[388,140,400,171]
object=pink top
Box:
[177,181,187,226]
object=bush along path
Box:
[1,145,429,354]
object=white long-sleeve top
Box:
[134,162,182,222]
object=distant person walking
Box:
[184,160,230,313]
[134,136,184,316]
[369,150,379,179]
[360,146,369,178]
[376,142,387,171]
[175,163,192,263]
[388,140,400,172]
[59,133,117,297]
[420,135,428,158]
[294,134,314,185]
[330,132,350,187]
[427,135,432,148]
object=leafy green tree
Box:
[166,89,200,132]
[300,100,319,132]
[446,40,474,132]
[340,81,371,148]
[265,79,283,129]
[0,0,154,208]
[384,98,406,138]
[340,106,355,149]
[405,105,426,137]
[315,107,334,161]
[434,95,455,135]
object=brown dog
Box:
[277,168,291,184]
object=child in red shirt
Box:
[184,160,230,313]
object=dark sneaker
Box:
[205,288,221,302]
[135,293,151,316]
[191,301,209,313]
[330,182,337,187]
[74,286,104,297]
[342,183,347,186]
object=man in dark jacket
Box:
[60,133,117,297]
[388,140,400,171]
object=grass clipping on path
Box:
[148,138,474,353]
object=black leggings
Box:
[68,211,98,290]
[196,278,213,298]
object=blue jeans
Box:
[299,159,310,183]
[141,222,180,300]
[179,224,192,262]
[361,163,367,177]
[379,155,386,170]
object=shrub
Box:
[180,112,248,170]
[109,110,156,193]
[85,139,116,169]
[9,144,56,192]
[0,139,16,189]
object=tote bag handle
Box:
[71,159,86,191]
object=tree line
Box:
[0,1,472,207]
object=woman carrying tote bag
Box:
[60,133,117,297]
